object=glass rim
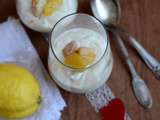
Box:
[49,13,109,70]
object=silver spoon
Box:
[111,29,152,109]
[92,0,160,80]
[91,0,152,108]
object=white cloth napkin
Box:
[0,18,66,120]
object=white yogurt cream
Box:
[48,28,113,93]
[16,0,78,32]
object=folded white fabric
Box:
[0,18,66,120]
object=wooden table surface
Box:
[0,0,160,120]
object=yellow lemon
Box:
[0,63,41,119]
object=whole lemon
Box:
[0,63,41,119]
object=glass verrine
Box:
[48,13,113,93]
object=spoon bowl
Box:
[91,0,120,26]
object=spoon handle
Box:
[127,35,160,80]
[110,29,138,78]
[116,27,160,80]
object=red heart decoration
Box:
[99,98,125,120]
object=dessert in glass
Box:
[16,0,78,32]
[48,14,113,93]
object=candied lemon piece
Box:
[43,0,63,16]
[32,0,46,17]
[63,41,78,56]
[32,0,63,17]
[64,53,87,69]
[64,50,96,69]
[76,47,96,63]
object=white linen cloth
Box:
[0,18,66,120]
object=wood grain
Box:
[0,0,160,120]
